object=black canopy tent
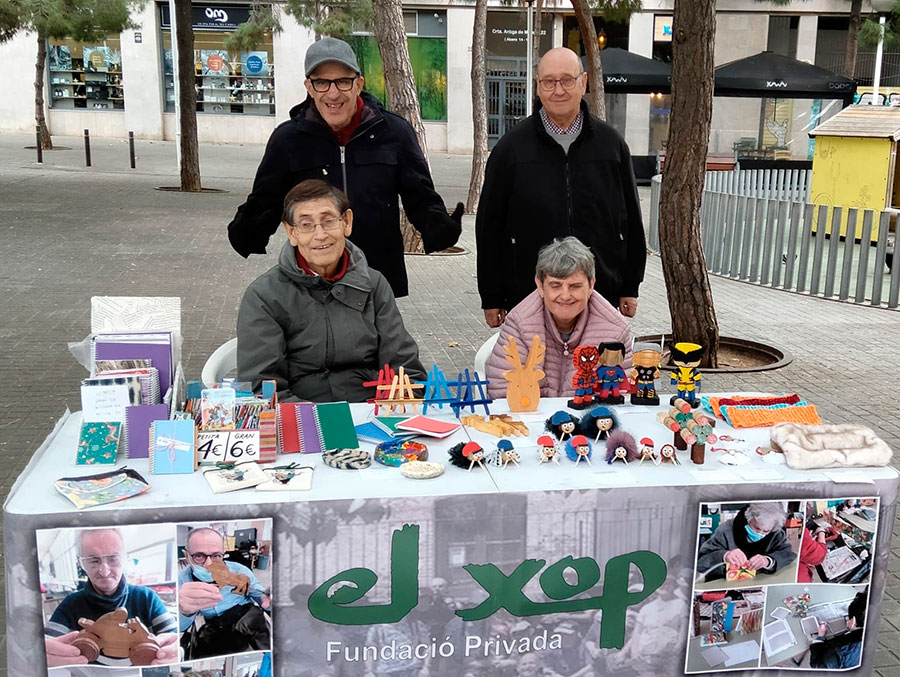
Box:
[713,51,856,106]
[580,48,671,94]
[578,49,672,183]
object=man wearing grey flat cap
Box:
[228,36,463,298]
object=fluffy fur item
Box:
[577,406,619,440]
[545,411,579,440]
[771,423,893,469]
[605,429,639,464]
[448,441,485,470]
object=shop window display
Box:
[161,30,275,116]
[48,37,124,111]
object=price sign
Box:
[197,430,260,465]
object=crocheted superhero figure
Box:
[630,343,662,406]
[568,345,600,410]
[595,342,626,405]
[670,342,704,408]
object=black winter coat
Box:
[228,92,453,298]
[475,102,646,310]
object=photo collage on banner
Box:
[36,519,273,676]
[685,498,878,672]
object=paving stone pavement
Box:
[1,132,899,674]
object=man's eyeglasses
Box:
[538,75,582,92]
[188,551,225,565]
[309,77,358,93]
[290,215,344,234]
[79,554,122,569]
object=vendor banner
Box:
[6,480,897,676]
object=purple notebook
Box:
[92,332,174,396]
[126,404,170,459]
[299,403,324,455]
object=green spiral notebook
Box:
[313,402,358,450]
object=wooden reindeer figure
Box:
[503,335,546,412]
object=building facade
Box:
[0,0,888,155]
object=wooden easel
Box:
[376,366,424,414]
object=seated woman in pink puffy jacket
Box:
[486,236,632,398]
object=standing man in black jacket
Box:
[476,47,646,327]
[228,37,463,298]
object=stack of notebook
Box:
[277,402,358,453]
[355,416,417,444]
[91,331,175,398]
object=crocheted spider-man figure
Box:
[568,345,600,409]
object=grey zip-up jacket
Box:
[237,239,425,403]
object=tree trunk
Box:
[657,0,719,367]
[373,0,428,252]
[532,0,544,82]
[466,0,488,214]
[34,30,53,150]
[844,0,863,80]
[175,0,202,191]
[571,0,605,120]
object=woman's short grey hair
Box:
[535,237,596,282]
[745,502,786,532]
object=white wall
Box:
[797,15,818,63]
[715,13,769,66]
[0,31,40,134]
[709,13,770,154]
[424,121,448,153]
[273,8,312,125]
[122,2,164,139]
[625,12,654,155]
[162,112,275,144]
[47,110,127,138]
[446,6,474,154]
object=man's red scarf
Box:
[333,96,365,146]
[296,249,350,282]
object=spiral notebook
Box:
[125,404,169,459]
[91,331,174,397]
[149,419,197,474]
[277,402,357,453]
[94,367,161,405]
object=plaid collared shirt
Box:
[539,107,584,136]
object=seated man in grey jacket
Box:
[696,502,797,582]
[237,179,426,402]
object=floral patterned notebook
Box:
[54,467,150,509]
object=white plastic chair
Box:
[473,333,500,376]
[201,337,238,388]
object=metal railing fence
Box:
[649,171,899,309]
